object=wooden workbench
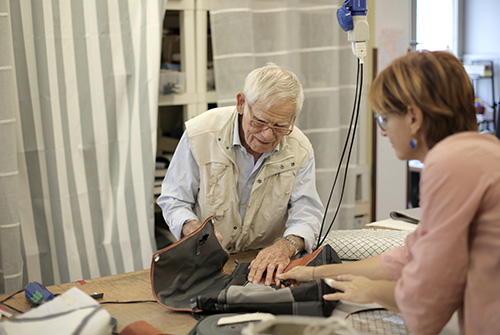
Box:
[0,250,258,334]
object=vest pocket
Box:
[254,171,294,222]
[202,162,231,208]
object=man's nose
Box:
[261,127,275,139]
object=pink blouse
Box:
[381,132,500,335]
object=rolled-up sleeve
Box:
[284,149,324,252]
[157,130,200,240]
[380,244,410,281]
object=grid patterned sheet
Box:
[346,309,409,335]
[323,229,411,260]
[322,229,413,334]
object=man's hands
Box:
[182,220,223,243]
[181,220,202,237]
[247,237,301,286]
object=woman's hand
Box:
[323,274,399,313]
[323,274,376,303]
[276,266,315,286]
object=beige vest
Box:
[186,107,312,253]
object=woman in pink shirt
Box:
[278,51,500,334]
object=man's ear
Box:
[236,93,245,115]
[407,105,424,135]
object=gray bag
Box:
[151,217,342,317]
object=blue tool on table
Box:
[25,282,55,305]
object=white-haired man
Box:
[158,63,323,286]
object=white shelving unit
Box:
[160,0,216,121]
[156,0,215,207]
[156,0,217,248]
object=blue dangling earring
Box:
[410,138,417,149]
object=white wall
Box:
[372,0,411,220]
[463,0,500,55]
[462,0,500,123]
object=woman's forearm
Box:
[367,280,399,312]
[313,255,391,281]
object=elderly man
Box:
[157,63,323,286]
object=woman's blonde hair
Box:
[369,50,477,149]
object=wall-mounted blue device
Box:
[337,0,370,62]
[316,1,370,248]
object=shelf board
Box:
[158,91,217,106]
[158,92,198,106]
[164,0,195,11]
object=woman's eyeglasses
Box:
[247,104,295,136]
[374,114,388,131]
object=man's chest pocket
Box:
[200,162,232,209]
[254,171,295,215]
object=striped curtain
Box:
[0,0,165,293]
[1,0,23,294]
[209,0,368,234]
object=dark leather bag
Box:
[151,217,342,317]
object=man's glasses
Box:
[247,104,295,136]
[374,114,388,131]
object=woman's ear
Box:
[407,105,424,135]
[236,93,245,115]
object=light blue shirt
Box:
[157,116,324,251]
